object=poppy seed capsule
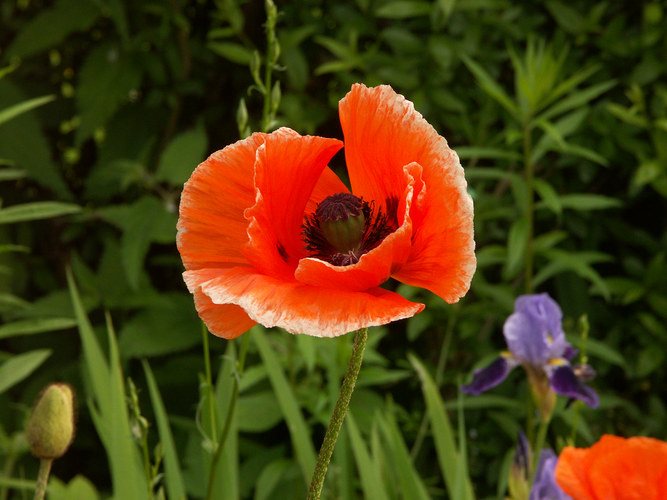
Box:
[26,383,75,459]
[316,193,366,255]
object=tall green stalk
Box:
[523,121,535,295]
[307,328,368,500]
[205,334,251,500]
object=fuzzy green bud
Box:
[26,383,75,459]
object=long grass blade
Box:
[252,327,317,485]
[376,409,431,500]
[346,413,390,500]
[410,354,475,500]
[142,359,188,500]
[67,269,148,500]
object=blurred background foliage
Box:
[0,0,665,498]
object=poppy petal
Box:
[184,266,424,337]
[243,128,343,279]
[294,162,422,291]
[339,83,475,303]
[177,133,266,270]
[461,356,516,395]
[305,165,350,214]
[193,289,256,339]
[556,435,667,500]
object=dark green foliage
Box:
[1,0,665,498]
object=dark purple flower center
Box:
[302,193,395,266]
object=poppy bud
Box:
[26,383,75,459]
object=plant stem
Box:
[33,459,52,500]
[307,328,368,500]
[261,0,278,132]
[531,415,551,483]
[202,323,217,444]
[523,121,535,294]
[205,334,251,500]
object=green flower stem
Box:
[307,327,368,500]
[523,121,535,295]
[205,333,251,500]
[261,0,279,132]
[202,323,218,443]
[531,415,551,483]
[33,458,52,500]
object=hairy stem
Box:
[33,459,52,500]
[307,328,368,500]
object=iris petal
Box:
[504,311,552,366]
[461,356,515,395]
[530,449,571,500]
[515,293,569,358]
[549,365,599,408]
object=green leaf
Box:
[0,202,81,224]
[6,0,101,59]
[0,80,69,197]
[346,414,391,500]
[545,0,587,35]
[119,294,200,358]
[606,103,648,128]
[503,216,529,280]
[253,327,317,484]
[255,460,293,500]
[410,355,476,500]
[533,249,612,299]
[556,194,622,211]
[456,147,521,161]
[375,1,433,18]
[578,338,627,369]
[156,125,208,185]
[0,349,51,394]
[47,475,100,500]
[533,178,562,215]
[67,270,148,499]
[236,391,283,433]
[461,55,519,118]
[208,42,253,65]
[0,95,55,126]
[538,80,616,122]
[532,231,568,253]
[212,342,240,500]
[76,44,142,145]
[142,360,188,500]
[0,168,26,181]
[97,196,176,289]
[0,317,77,339]
[376,410,432,500]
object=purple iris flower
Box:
[529,449,571,500]
[461,293,598,408]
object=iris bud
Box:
[26,383,75,459]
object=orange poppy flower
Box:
[177,84,475,338]
[555,434,667,500]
